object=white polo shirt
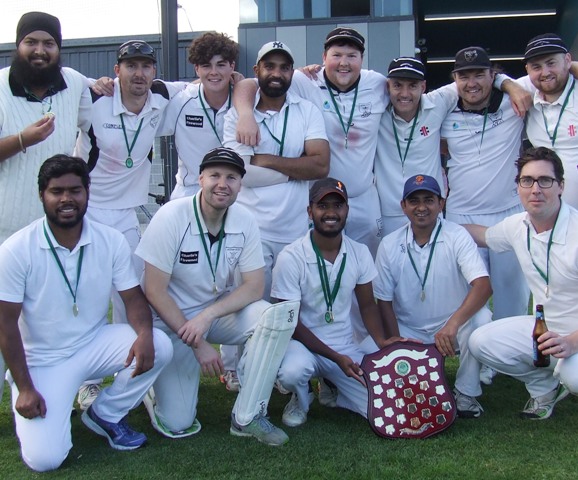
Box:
[374,219,489,335]
[375,83,458,217]
[271,232,376,348]
[0,217,137,367]
[441,89,524,215]
[290,69,387,198]
[158,83,231,191]
[486,202,578,335]
[223,91,327,243]
[519,75,578,209]
[75,79,183,209]
[135,194,265,320]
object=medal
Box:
[420,290,426,302]
[125,156,133,168]
[406,223,442,305]
[120,114,143,170]
[545,286,550,298]
[213,283,218,295]
[73,303,79,317]
[324,311,334,323]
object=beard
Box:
[44,202,88,230]
[11,52,62,88]
[258,77,290,98]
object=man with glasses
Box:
[466,147,578,420]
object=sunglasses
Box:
[118,42,155,59]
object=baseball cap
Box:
[117,40,157,63]
[309,178,348,203]
[388,57,425,80]
[199,147,246,177]
[256,41,294,64]
[16,11,62,49]
[452,47,491,73]
[324,27,365,53]
[524,33,568,62]
[402,175,442,200]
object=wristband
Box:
[18,132,26,153]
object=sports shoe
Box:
[282,393,309,427]
[77,383,101,411]
[143,389,202,439]
[479,365,497,386]
[219,370,240,392]
[520,384,570,420]
[318,377,338,407]
[81,405,146,451]
[230,413,289,446]
[454,388,484,418]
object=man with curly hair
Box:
[159,32,239,200]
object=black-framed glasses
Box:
[518,176,557,188]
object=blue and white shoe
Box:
[82,405,146,450]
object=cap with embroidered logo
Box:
[324,27,365,53]
[309,177,348,203]
[524,33,568,62]
[117,40,157,63]
[256,41,294,64]
[402,175,442,200]
[453,47,491,73]
[388,57,425,80]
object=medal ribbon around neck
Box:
[199,83,232,145]
[310,231,347,323]
[392,110,419,175]
[405,222,442,302]
[193,194,226,294]
[526,210,560,298]
[327,84,359,149]
[541,79,575,147]
[43,221,84,317]
[120,114,144,168]
[261,106,290,156]
[24,86,53,114]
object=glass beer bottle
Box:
[533,304,550,367]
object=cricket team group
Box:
[1,10,578,473]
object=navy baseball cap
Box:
[117,40,157,63]
[388,57,425,80]
[524,34,568,62]
[453,47,491,73]
[200,147,246,177]
[309,177,348,203]
[324,27,365,53]
[402,175,442,200]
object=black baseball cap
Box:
[388,57,426,80]
[309,177,348,203]
[324,27,365,53]
[524,34,568,62]
[402,175,442,200]
[452,47,491,73]
[200,147,246,177]
[117,40,157,63]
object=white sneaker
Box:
[143,389,202,439]
[520,384,569,420]
[230,413,288,446]
[454,388,484,418]
[318,378,338,407]
[282,393,308,427]
[77,383,101,411]
[219,370,240,392]
[479,365,497,386]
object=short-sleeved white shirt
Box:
[441,90,524,215]
[374,219,489,335]
[75,79,182,209]
[520,75,578,209]
[290,69,387,198]
[158,83,231,190]
[223,91,327,243]
[271,232,376,347]
[0,217,137,367]
[486,202,578,335]
[376,84,458,217]
[135,194,265,320]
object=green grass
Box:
[0,359,576,479]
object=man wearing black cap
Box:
[0,11,92,404]
[136,147,296,446]
[73,40,185,409]
[0,11,91,244]
[440,46,530,338]
[375,57,458,236]
[271,177,396,428]
[374,174,492,418]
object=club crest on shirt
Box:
[186,115,204,128]
[226,247,242,265]
[359,102,372,117]
[179,251,199,264]
[150,114,160,128]
[489,109,503,127]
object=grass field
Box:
[0,357,576,480]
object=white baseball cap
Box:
[256,41,294,64]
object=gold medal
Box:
[545,285,550,298]
[73,303,79,317]
[125,156,133,168]
[420,290,425,302]
[213,283,218,295]
[324,311,334,323]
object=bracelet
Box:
[18,132,26,153]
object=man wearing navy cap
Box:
[374,174,492,418]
